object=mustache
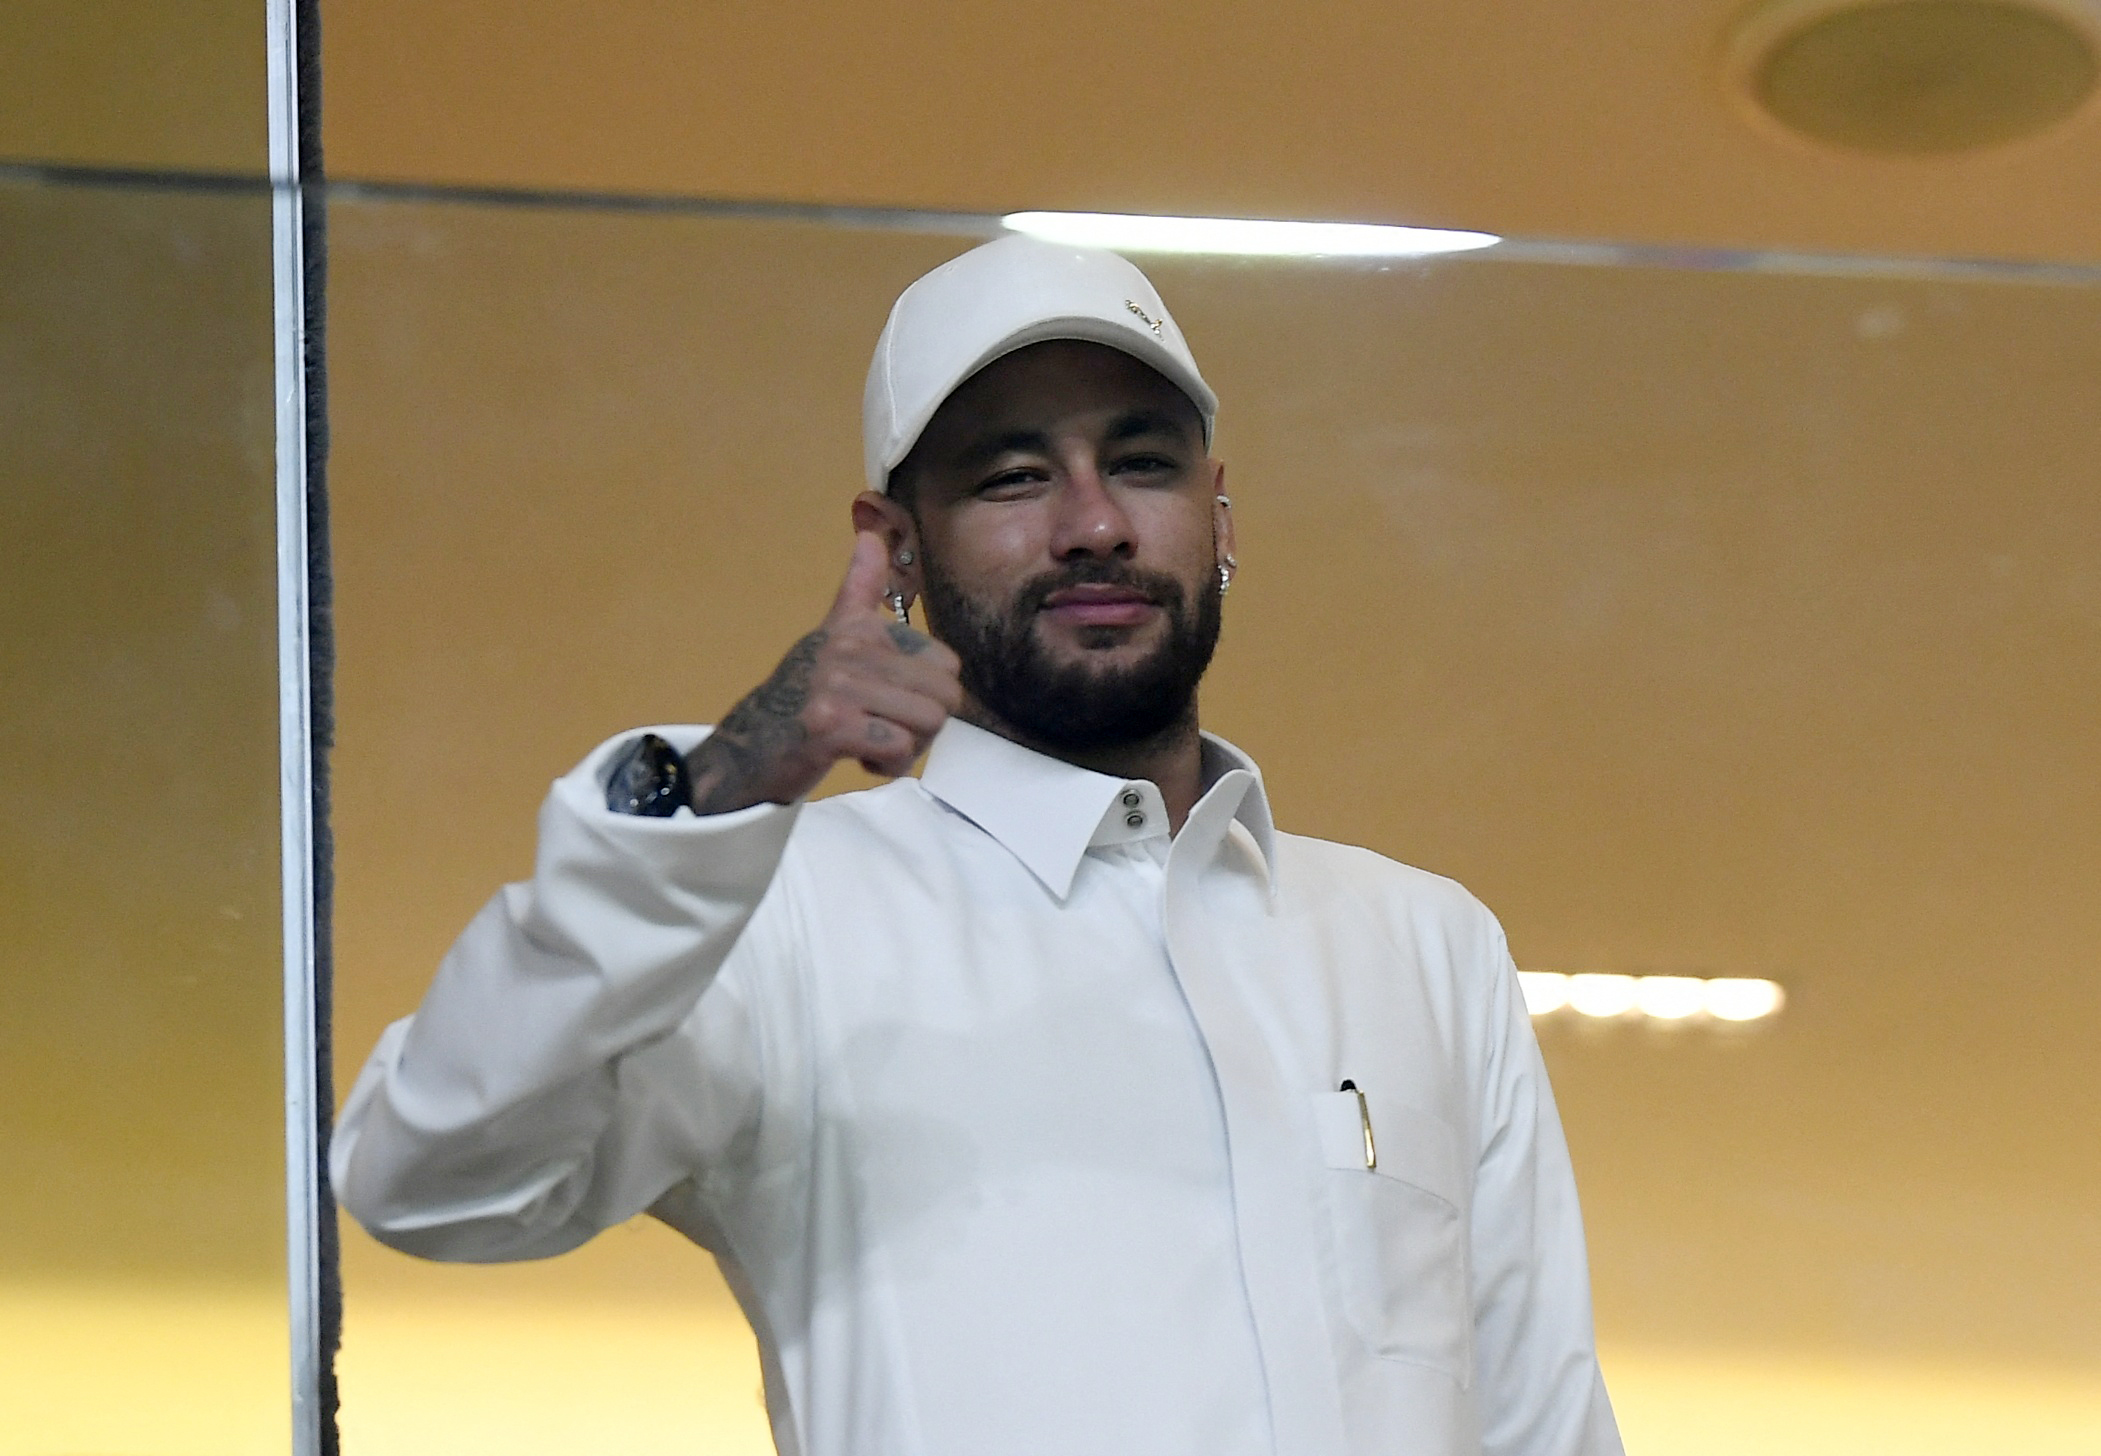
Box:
[1013,559,1189,616]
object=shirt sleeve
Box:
[1469,917,1626,1456]
[330,725,801,1263]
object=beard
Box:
[919,553,1222,754]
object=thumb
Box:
[830,530,892,619]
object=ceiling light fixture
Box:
[1520,972,1788,1023]
[1001,211,1501,258]
[1725,0,2101,154]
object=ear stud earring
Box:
[895,549,915,567]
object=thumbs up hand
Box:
[679,532,964,814]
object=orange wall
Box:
[319,0,2101,263]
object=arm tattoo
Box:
[886,622,932,656]
[683,629,825,814]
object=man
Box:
[334,235,1623,1456]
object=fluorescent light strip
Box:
[1001,210,1501,258]
[1519,972,1785,1023]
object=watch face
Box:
[605,733,688,817]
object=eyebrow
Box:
[959,428,1052,467]
[1103,408,1194,444]
[956,409,1194,469]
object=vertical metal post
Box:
[266,0,321,1451]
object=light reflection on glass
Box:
[1634,975,1709,1020]
[1704,978,1787,1022]
[1520,971,1573,1015]
[1568,973,1642,1018]
[1518,972,1786,1024]
[1001,210,1501,258]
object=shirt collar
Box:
[917,718,1278,902]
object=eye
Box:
[976,467,1049,499]
[1112,452,1180,479]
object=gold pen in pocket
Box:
[1339,1079,1376,1170]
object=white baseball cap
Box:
[862,233,1218,494]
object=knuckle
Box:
[804,700,844,740]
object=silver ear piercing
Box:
[1218,554,1238,596]
[887,551,917,619]
[1215,494,1232,509]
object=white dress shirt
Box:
[334,719,1623,1456]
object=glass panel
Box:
[0,1,268,175]
[328,194,2101,1453]
[0,173,289,1452]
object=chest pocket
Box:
[1312,1090,1472,1384]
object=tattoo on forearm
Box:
[750,630,825,716]
[684,629,826,813]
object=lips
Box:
[1040,582,1158,629]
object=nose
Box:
[1047,458,1135,561]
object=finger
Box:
[829,530,892,620]
[879,619,965,680]
[846,640,963,715]
[877,622,964,684]
[846,676,953,741]
[865,620,960,675]
[826,619,962,703]
[893,653,965,714]
[852,715,924,777]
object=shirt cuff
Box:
[543,726,803,900]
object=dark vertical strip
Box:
[295,1,340,1450]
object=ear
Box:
[1209,460,1235,567]
[851,490,923,601]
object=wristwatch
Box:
[604,732,690,817]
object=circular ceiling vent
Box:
[1726,0,2101,153]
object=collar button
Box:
[1121,789,1142,807]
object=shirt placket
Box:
[1161,773,1349,1456]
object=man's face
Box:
[894,340,1230,753]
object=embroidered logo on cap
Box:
[1124,300,1165,336]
